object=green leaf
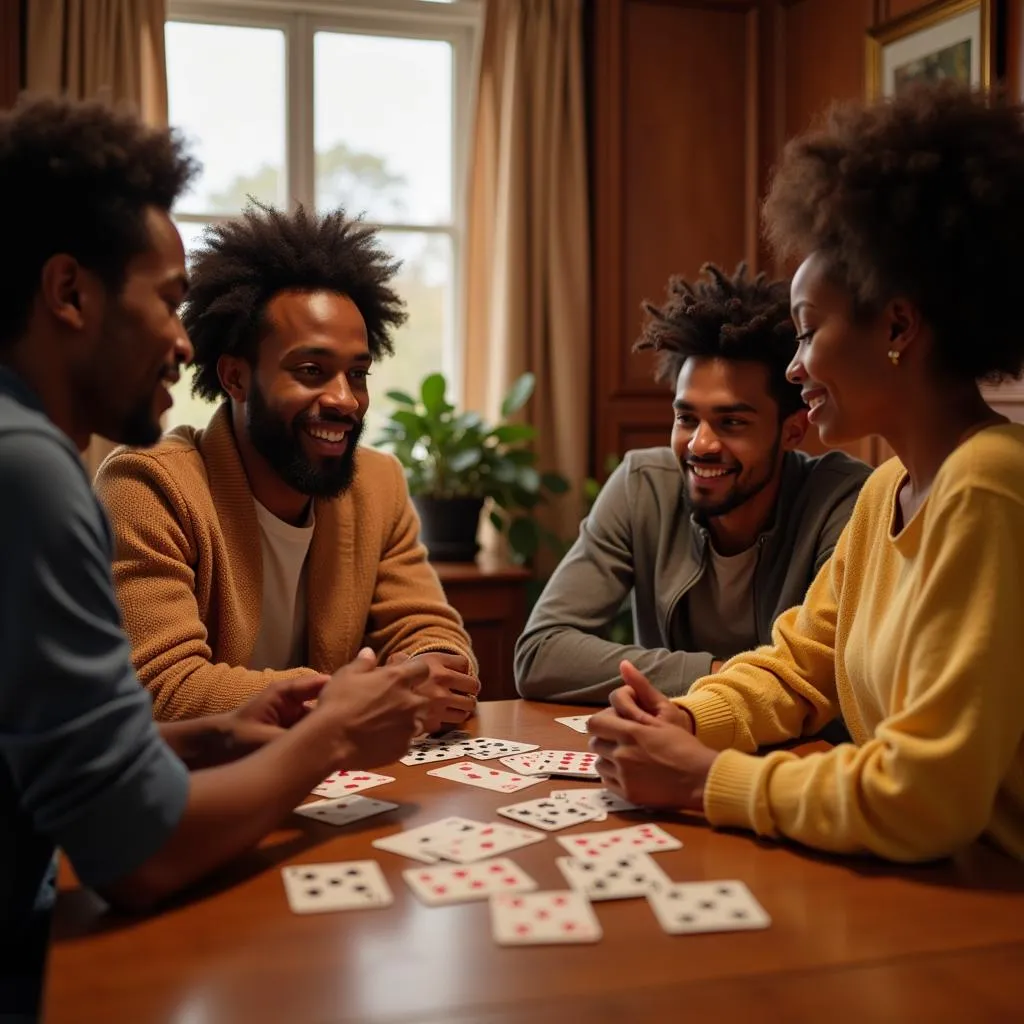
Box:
[507,516,539,561]
[541,472,570,494]
[384,389,417,407]
[448,448,482,473]
[516,465,541,492]
[490,423,537,445]
[420,373,448,416]
[500,373,535,418]
[452,411,484,434]
[391,409,426,436]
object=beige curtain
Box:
[462,0,590,567]
[26,0,168,476]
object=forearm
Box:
[158,717,235,770]
[101,709,347,910]
[515,628,714,703]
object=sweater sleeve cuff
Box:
[674,689,738,750]
[702,748,773,835]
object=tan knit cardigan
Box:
[94,405,475,720]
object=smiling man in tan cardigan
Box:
[95,203,478,730]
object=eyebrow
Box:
[673,400,759,415]
[287,346,371,363]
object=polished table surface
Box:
[44,701,1024,1023]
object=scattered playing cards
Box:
[426,761,547,794]
[557,852,670,901]
[294,795,398,827]
[551,787,639,821]
[554,715,592,734]
[281,861,392,914]
[496,796,604,832]
[312,769,395,798]
[433,822,546,863]
[371,816,484,864]
[646,880,770,934]
[490,891,602,946]
[556,823,683,858]
[459,738,539,761]
[499,750,599,779]
[404,859,538,906]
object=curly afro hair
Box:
[763,81,1024,382]
[183,201,408,401]
[634,262,803,419]
[0,95,197,346]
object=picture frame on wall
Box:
[866,0,996,99]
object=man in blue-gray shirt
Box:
[0,97,431,1020]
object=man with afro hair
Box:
[516,263,869,704]
[95,202,478,732]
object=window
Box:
[164,0,480,440]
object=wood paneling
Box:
[0,0,22,108]
[589,0,1021,472]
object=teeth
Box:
[308,428,346,443]
[808,395,826,411]
[690,466,731,479]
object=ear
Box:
[217,354,251,402]
[780,408,809,451]
[885,297,924,359]
[38,254,95,332]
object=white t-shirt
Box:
[248,500,315,671]
[686,542,760,661]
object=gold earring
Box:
[887,349,901,367]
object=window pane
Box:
[314,33,452,224]
[365,231,454,442]
[166,22,286,215]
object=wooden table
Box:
[44,701,1024,1023]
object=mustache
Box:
[296,412,361,430]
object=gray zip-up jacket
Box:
[515,447,871,703]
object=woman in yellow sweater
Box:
[587,82,1024,863]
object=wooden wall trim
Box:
[0,0,22,109]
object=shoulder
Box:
[349,446,408,512]
[934,424,1024,508]
[95,425,208,497]
[792,449,872,492]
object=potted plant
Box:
[374,372,569,563]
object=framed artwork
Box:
[866,0,996,100]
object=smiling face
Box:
[787,253,894,446]
[221,289,371,498]
[671,356,804,519]
[83,207,192,446]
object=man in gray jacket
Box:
[515,264,871,704]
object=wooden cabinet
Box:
[433,556,531,702]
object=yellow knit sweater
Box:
[94,405,475,720]
[678,424,1024,862]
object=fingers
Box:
[586,707,636,742]
[277,673,331,704]
[387,651,411,665]
[392,657,431,686]
[609,685,659,725]
[441,691,477,722]
[619,661,667,712]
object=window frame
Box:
[165,0,481,396]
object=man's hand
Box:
[609,661,694,732]
[388,651,480,733]
[221,673,331,758]
[316,648,432,768]
[586,707,717,811]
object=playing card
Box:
[556,852,670,901]
[400,739,472,766]
[371,816,484,863]
[646,880,771,934]
[500,750,599,779]
[426,761,547,794]
[434,822,547,863]
[556,823,683,858]
[459,737,539,761]
[554,715,592,734]
[403,858,538,906]
[281,861,392,914]
[551,787,639,820]
[490,891,602,946]
[312,769,395,798]
[496,796,604,832]
[294,795,399,827]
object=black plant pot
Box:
[412,495,485,563]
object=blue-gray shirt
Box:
[0,368,189,1017]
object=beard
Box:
[246,380,363,498]
[117,394,164,448]
[681,430,782,520]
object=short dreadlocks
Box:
[634,263,802,419]
[184,201,407,401]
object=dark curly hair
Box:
[763,81,1024,382]
[0,95,197,347]
[183,202,407,401]
[634,262,803,419]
